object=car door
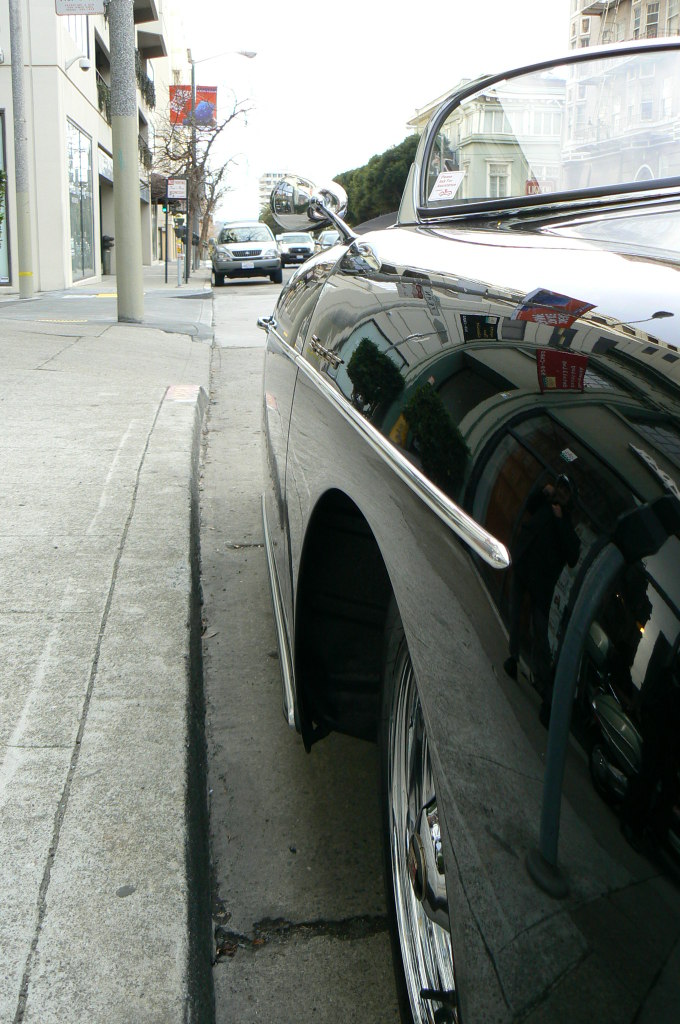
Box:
[262,252,345,670]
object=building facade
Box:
[0,0,188,293]
[258,169,290,214]
[569,1,680,48]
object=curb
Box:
[15,384,213,1023]
[182,385,215,1023]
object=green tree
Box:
[346,338,404,414]
[403,383,469,498]
[259,203,278,235]
[335,134,419,226]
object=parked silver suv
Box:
[212,222,282,285]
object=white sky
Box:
[184,0,572,220]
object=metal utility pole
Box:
[185,48,256,282]
[8,0,34,298]
[109,0,143,322]
[185,49,195,284]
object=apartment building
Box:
[0,0,187,293]
[258,169,290,213]
[569,1,680,48]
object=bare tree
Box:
[153,92,252,260]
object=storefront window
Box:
[67,121,94,281]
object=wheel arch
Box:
[293,487,395,749]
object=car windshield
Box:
[281,234,312,243]
[423,47,680,211]
[219,226,271,243]
[320,231,340,243]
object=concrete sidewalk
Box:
[0,265,214,1022]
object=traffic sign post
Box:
[164,178,187,283]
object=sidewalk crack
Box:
[213,914,388,962]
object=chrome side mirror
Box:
[270,174,352,238]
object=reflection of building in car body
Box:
[302,223,680,846]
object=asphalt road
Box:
[200,275,401,1022]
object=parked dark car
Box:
[260,40,680,1024]
[212,221,282,285]
[277,231,315,266]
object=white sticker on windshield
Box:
[428,171,465,202]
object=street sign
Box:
[167,177,188,201]
[55,0,105,14]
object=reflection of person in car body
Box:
[504,474,581,721]
[621,640,680,852]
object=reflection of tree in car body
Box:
[346,338,404,415]
[403,382,469,499]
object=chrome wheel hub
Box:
[408,799,450,932]
[388,647,456,1023]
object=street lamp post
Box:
[185,49,256,282]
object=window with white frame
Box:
[646,1,659,37]
[633,2,642,37]
[488,162,510,199]
[661,77,674,119]
[668,0,679,34]
[65,15,88,55]
[612,94,622,131]
[581,17,590,33]
[641,87,654,120]
[532,110,562,135]
[483,108,511,134]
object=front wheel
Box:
[270,268,283,284]
[380,609,458,1023]
[213,270,225,286]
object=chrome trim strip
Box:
[294,357,510,569]
[261,495,297,728]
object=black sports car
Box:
[260,40,680,1024]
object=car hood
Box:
[366,201,680,350]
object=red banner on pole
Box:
[513,287,595,329]
[536,348,589,393]
[169,85,217,126]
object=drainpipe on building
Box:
[109,0,144,323]
[8,0,34,298]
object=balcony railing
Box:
[96,71,111,125]
[138,135,153,170]
[135,49,156,108]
